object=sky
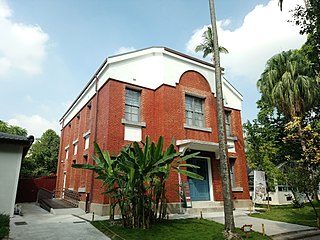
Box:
[0,0,306,138]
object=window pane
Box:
[230,159,236,187]
[225,111,231,136]
[185,96,193,111]
[131,114,139,122]
[125,89,140,122]
[185,95,204,127]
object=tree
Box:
[195,26,229,59]
[21,129,60,177]
[0,120,27,136]
[279,0,320,71]
[257,49,320,200]
[208,0,237,238]
[73,136,202,229]
[283,117,320,222]
[257,50,319,120]
[244,101,292,209]
[291,0,320,72]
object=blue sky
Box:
[0,0,306,137]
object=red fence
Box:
[16,175,57,203]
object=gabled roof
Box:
[60,47,220,122]
[0,132,34,158]
[60,46,243,125]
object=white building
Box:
[0,132,34,216]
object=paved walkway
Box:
[170,209,320,238]
[9,203,110,240]
[9,203,320,239]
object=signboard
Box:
[253,170,267,203]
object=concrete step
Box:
[50,207,85,215]
[186,206,224,215]
[191,201,223,208]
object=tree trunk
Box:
[208,0,236,236]
[304,191,319,228]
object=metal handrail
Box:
[54,188,80,207]
[36,188,53,204]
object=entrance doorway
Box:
[187,157,210,201]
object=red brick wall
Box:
[16,176,57,203]
[57,70,249,205]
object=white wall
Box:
[0,144,23,217]
[61,47,243,128]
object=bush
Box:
[0,214,9,239]
[73,136,202,229]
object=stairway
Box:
[185,201,224,215]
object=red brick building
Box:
[56,47,250,215]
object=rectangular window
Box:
[73,143,78,155]
[125,88,140,122]
[185,95,204,127]
[225,111,232,137]
[84,136,90,150]
[65,149,69,160]
[230,158,236,188]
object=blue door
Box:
[187,158,210,201]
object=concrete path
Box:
[170,209,319,238]
[9,204,320,239]
[9,203,110,240]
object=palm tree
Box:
[208,0,237,238]
[257,50,319,200]
[257,50,318,120]
[195,26,229,59]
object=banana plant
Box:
[72,135,203,229]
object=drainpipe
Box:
[56,119,65,196]
[88,75,99,212]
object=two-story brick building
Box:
[56,47,250,215]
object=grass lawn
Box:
[0,214,9,240]
[251,202,320,227]
[92,218,271,240]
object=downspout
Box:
[56,120,65,195]
[88,75,100,212]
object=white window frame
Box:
[83,130,91,150]
[225,111,232,137]
[125,88,141,122]
[64,145,69,160]
[185,95,205,128]
[73,139,78,155]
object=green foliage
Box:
[283,117,320,208]
[92,218,271,240]
[244,101,286,192]
[0,213,9,239]
[73,136,202,229]
[300,35,320,74]
[195,26,229,59]
[292,0,320,70]
[0,120,27,136]
[257,50,319,119]
[21,129,60,177]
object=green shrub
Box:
[0,213,9,239]
[73,136,202,229]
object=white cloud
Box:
[0,0,49,78]
[8,114,59,138]
[114,46,136,55]
[0,0,11,18]
[186,0,306,82]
